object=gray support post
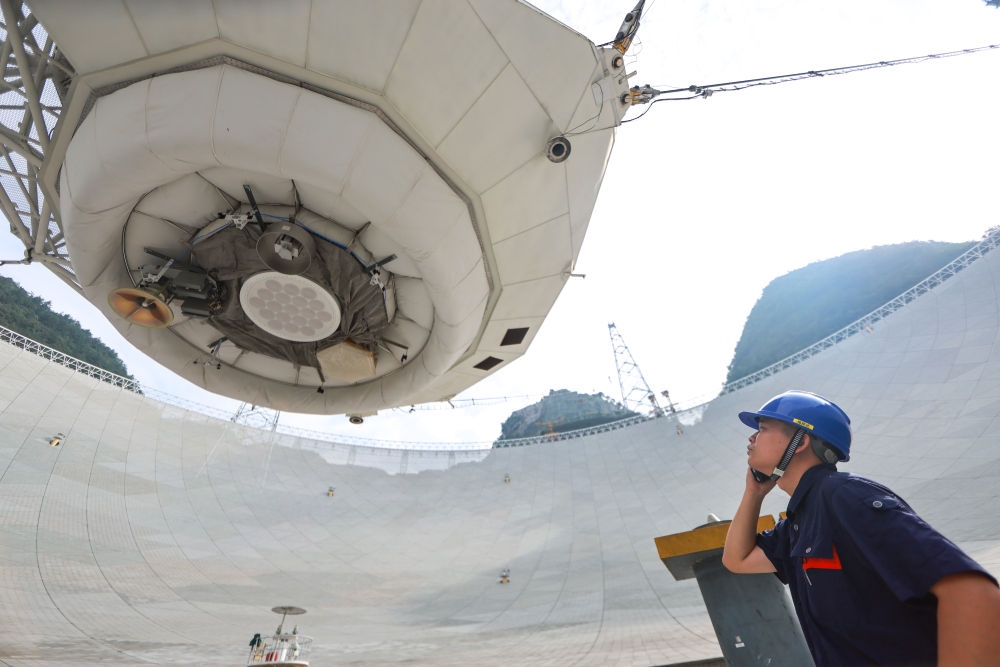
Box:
[655,518,813,667]
[693,554,812,666]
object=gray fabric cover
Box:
[189,223,391,378]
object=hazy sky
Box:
[2,0,998,447]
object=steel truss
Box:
[0,1,77,289]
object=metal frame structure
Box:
[1,321,135,387]
[232,401,280,432]
[0,1,77,288]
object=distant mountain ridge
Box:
[497,240,975,435]
[494,389,637,444]
[725,240,973,384]
[0,275,132,379]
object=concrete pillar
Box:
[655,518,813,667]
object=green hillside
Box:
[0,275,133,378]
[725,240,973,384]
[494,389,637,444]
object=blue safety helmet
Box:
[738,390,852,461]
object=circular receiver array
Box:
[239,272,341,342]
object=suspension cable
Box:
[623,44,1000,122]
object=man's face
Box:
[746,417,792,474]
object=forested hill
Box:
[0,275,132,378]
[494,389,637,444]
[725,240,974,384]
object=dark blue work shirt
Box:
[757,464,995,667]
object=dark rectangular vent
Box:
[473,356,503,371]
[500,327,529,346]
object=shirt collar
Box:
[786,463,838,516]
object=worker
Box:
[722,390,1000,666]
[248,632,263,660]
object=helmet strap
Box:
[770,429,805,480]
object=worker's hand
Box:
[744,467,777,498]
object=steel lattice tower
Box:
[608,322,662,416]
[232,403,280,432]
